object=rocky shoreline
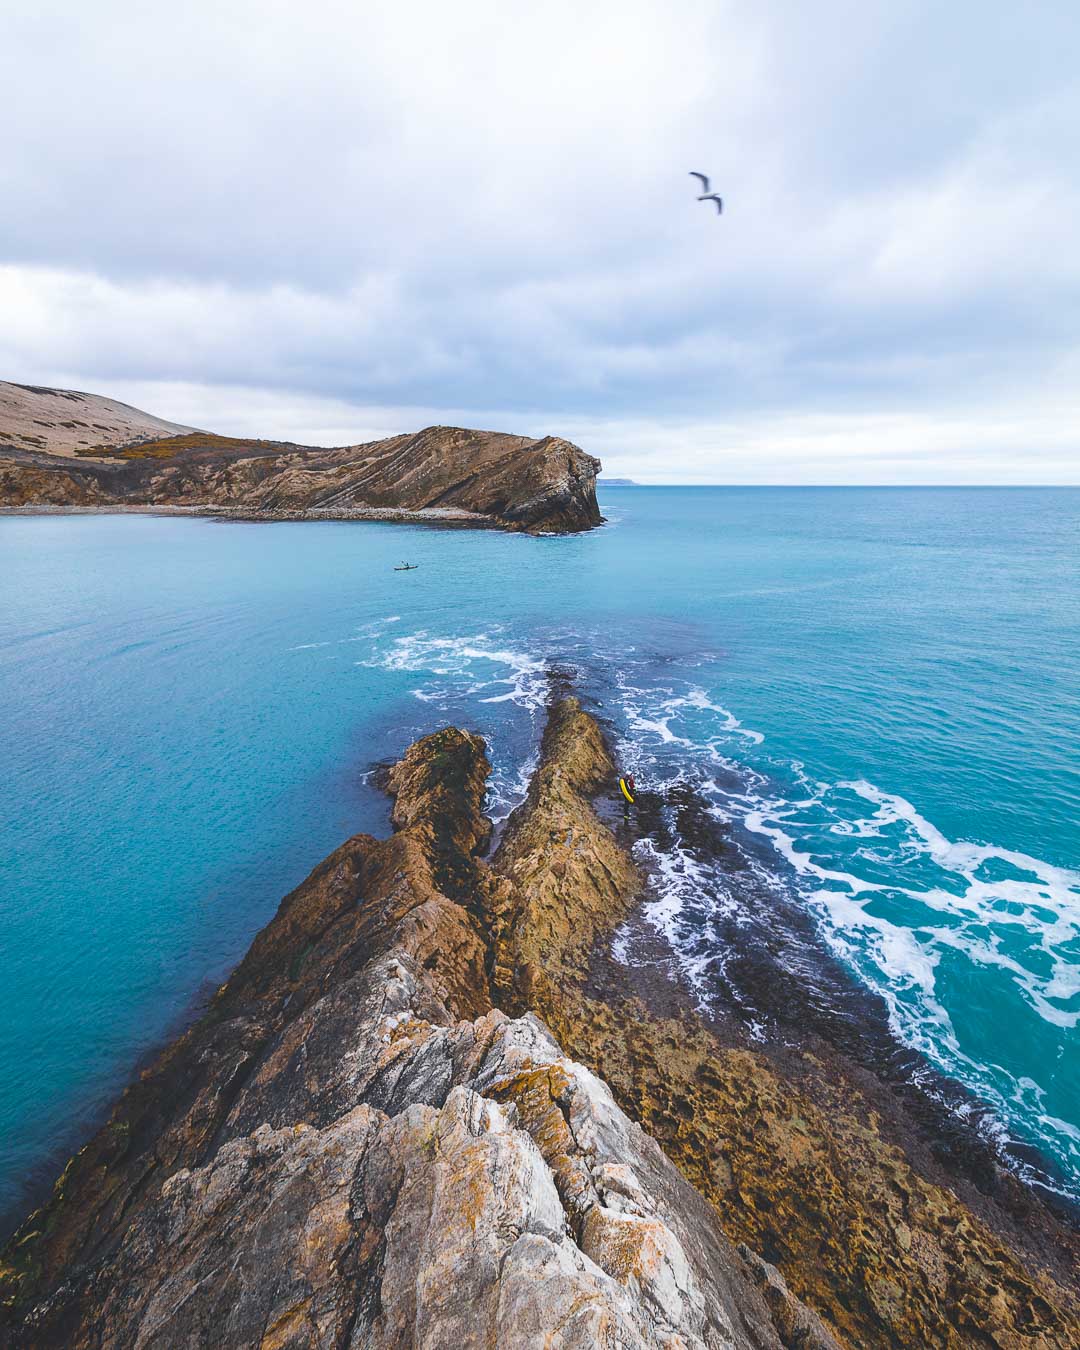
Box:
[0,503,497,527]
[0,384,605,536]
[2,698,1077,1347]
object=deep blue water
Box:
[1,487,1078,1222]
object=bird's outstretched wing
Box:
[689,171,710,192]
[704,194,723,213]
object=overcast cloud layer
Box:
[3,0,1078,482]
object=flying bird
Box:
[689,171,723,214]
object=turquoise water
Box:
[1,488,1078,1222]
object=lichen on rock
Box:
[1,700,1077,1349]
[0,720,787,1348]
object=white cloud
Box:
[20,372,1074,486]
[1,0,1078,481]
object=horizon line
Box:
[596,482,1080,489]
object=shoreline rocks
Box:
[488,699,1080,1346]
[1,702,1077,1347]
[0,723,792,1348]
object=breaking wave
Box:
[366,630,549,713]
[358,628,549,816]
[330,620,1080,1200]
[608,676,1080,1200]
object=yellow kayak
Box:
[619,777,635,803]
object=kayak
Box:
[619,777,635,803]
[394,564,419,571]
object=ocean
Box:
[1,486,1078,1225]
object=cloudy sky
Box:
[3,0,1078,482]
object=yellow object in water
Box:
[619,777,635,803]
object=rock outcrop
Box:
[0,727,808,1348]
[490,700,1080,1348]
[0,383,603,534]
[2,703,1077,1348]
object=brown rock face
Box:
[0,383,604,534]
[0,726,797,1348]
[0,463,114,506]
[2,701,1077,1348]
[490,700,1080,1349]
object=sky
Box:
[2,0,1078,483]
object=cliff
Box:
[0,383,603,534]
[2,702,1077,1348]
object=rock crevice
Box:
[1,702,1076,1348]
[0,721,793,1348]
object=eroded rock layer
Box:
[0,727,809,1348]
[490,700,1080,1348]
[2,703,1077,1349]
[0,382,603,534]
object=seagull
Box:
[689,171,723,214]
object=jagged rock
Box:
[0,727,785,1348]
[0,383,603,533]
[736,1248,843,1350]
[490,700,1080,1348]
[2,703,1077,1348]
[0,462,115,506]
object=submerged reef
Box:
[1,700,1077,1347]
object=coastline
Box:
[1,396,607,535]
[0,503,500,527]
[3,695,1077,1346]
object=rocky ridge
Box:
[489,700,1080,1347]
[0,383,603,534]
[1,700,1077,1348]
[0,722,818,1347]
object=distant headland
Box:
[0,381,603,535]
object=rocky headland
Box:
[2,698,1077,1348]
[0,382,603,534]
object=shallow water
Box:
[1,487,1078,1221]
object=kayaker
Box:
[619,773,636,817]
